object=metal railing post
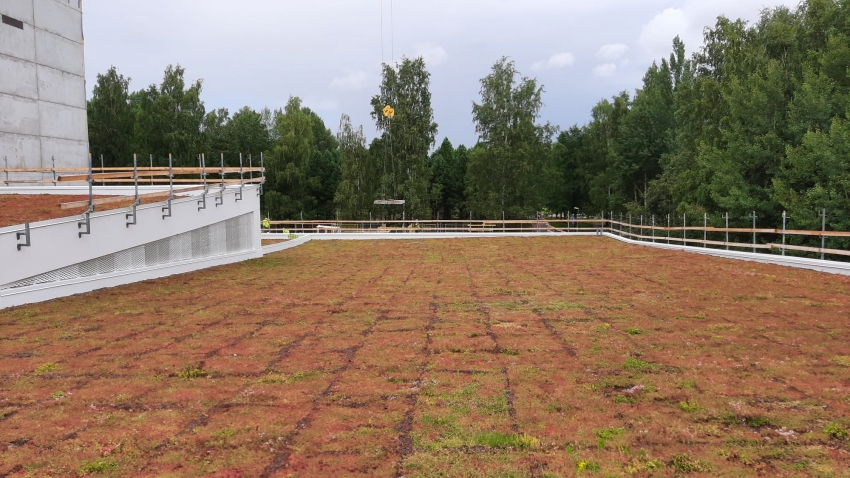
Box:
[667,214,670,244]
[126,154,139,227]
[725,213,729,250]
[198,153,207,211]
[749,211,758,253]
[236,153,244,201]
[703,213,707,248]
[651,215,655,242]
[782,211,787,256]
[820,208,827,260]
[683,213,687,246]
[162,154,173,219]
[215,153,225,207]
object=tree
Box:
[370,57,438,219]
[87,66,133,166]
[131,64,205,165]
[262,97,341,219]
[428,138,468,219]
[467,57,555,218]
[335,114,375,219]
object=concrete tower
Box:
[0,0,88,173]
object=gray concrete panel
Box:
[48,0,81,13]
[0,54,38,99]
[37,65,85,107]
[0,132,42,168]
[34,28,83,76]
[40,136,88,167]
[0,18,36,62]
[38,101,86,141]
[0,0,34,25]
[34,0,82,43]
[0,94,40,135]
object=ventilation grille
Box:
[2,213,254,290]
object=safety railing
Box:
[261,215,850,260]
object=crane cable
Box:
[379,0,397,201]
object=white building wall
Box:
[0,0,87,172]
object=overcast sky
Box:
[83,0,799,148]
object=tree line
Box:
[88,0,850,234]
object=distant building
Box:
[0,0,88,173]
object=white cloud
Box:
[305,97,339,111]
[330,70,367,91]
[414,42,447,66]
[592,63,617,77]
[596,43,629,61]
[638,8,689,59]
[532,52,575,71]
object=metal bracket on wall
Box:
[162,199,172,219]
[78,212,90,238]
[235,187,242,202]
[215,191,224,207]
[126,205,137,227]
[198,190,207,211]
[16,223,30,251]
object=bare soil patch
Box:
[1,237,848,477]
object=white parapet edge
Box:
[0,185,263,309]
[602,232,850,276]
[260,231,850,277]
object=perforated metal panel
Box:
[2,213,255,290]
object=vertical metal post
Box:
[503,210,505,233]
[236,153,244,201]
[215,153,225,207]
[782,211,787,256]
[640,215,643,241]
[149,154,154,185]
[100,154,104,173]
[133,154,139,205]
[248,154,253,181]
[725,213,729,250]
[198,154,207,211]
[683,213,686,246]
[651,215,655,242]
[3,156,7,186]
[169,153,174,199]
[87,153,93,211]
[667,214,670,244]
[52,156,56,185]
[703,213,707,248]
[749,211,757,253]
[163,154,173,219]
[628,215,632,238]
[820,208,827,260]
[126,154,138,227]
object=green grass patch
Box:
[670,454,712,473]
[176,364,207,380]
[79,458,118,474]
[625,328,644,335]
[623,357,653,372]
[679,400,703,413]
[474,432,539,449]
[823,421,848,440]
[34,363,58,375]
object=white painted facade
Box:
[0,0,88,173]
[0,185,264,308]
